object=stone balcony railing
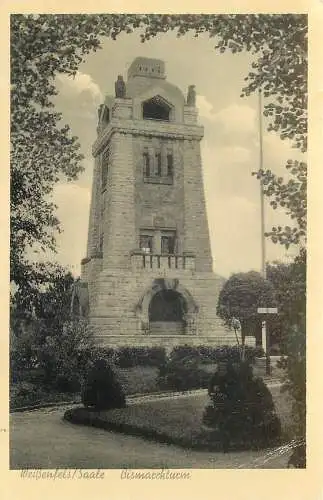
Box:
[130,251,196,272]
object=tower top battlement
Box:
[127,57,166,80]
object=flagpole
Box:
[258,89,271,375]
[258,88,266,280]
[258,89,267,361]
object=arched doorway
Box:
[148,289,187,335]
[136,278,199,335]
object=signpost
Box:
[257,307,278,375]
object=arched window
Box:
[143,96,171,121]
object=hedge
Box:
[91,344,264,369]
[168,344,264,364]
[91,346,167,368]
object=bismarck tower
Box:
[79,57,234,348]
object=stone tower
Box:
[80,57,235,348]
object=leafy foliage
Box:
[254,161,307,248]
[168,344,264,364]
[267,249,306,449]
[82,358,126,410]
[203,361,281,450]
[115,346,166,368]
[157,345,264,392]
[158,355,210,392]
[10,262,72,318]
[266,248,306,349]
[10,318,94,392]
[278,324,306,439]
[11,262,75,322]
[10,264,95,393]
[10,381,49,409]
[217,271,277,343]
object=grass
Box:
[64,385,293,452]
[116,366,160,394]
[10,388,80,410]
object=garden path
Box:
[10,390,292,470]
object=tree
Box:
[254,161,306,248]
[217,271,277,344]
[10,262,74,321]
[11,317,94,392]
[10,263,95,392]
[11,14,306,294]
[266,247,306,349]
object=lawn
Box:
[64,385,293,452]
[10,366,160,410]
[116,366,160,394]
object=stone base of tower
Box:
[81,266,240,349]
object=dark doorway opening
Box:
[149,290,187,322]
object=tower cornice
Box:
[93,119,204,156]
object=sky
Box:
[49,29,304,278]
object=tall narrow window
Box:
[161,232,176,255]
[155,152,162,176]
[143,151,150,177]
[101,147,110,191]
[99,234,104,253]
[167,153,173,177]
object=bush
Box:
[157,345,265,393]
[90,346,116,363]
[277,324,305,440]
[10,318,95,393]
[82,358,126,410]
[203,361,281,450]
[203,362,281,449]
[208,345,264,363]
[168,345,201,363]
[116,346,166,368]
[169,345,264,365]
[10,382,48,409]
[158,355,210,392]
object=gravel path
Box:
[10,390,292,470]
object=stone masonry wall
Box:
[88,268,237,347]
[86,155,101,258]
[102,132,136,271]
[133,136,185,250]
[182,139,213,272]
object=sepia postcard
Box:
[1,1,323,499]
